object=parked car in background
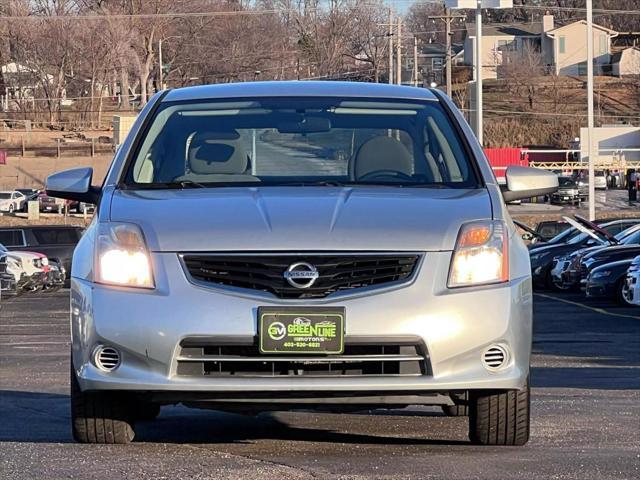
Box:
[585,258,635,305]
[530,217,626,289]
[38,191,66,213]
[0,242,49,292]
[551,177,581,205]
[552,222,640,290]
[0,226,84,275]
[625,256,640,306]
[0,248,17,296]
[594,171,607,190]
[44,258,66,291]
[16,189,40,210]
[0,191,27,213]
[532,220,572,244]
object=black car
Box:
[585,258,635,304]
[529,218,626,289]
[551,177,581,205]
[554,224,640,290]
[580,241,640,286]
[0,226,84,275]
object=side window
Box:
[599,34,607,54]
[0,230,26,247]
[559,36,566,54]
[32,228,80,245]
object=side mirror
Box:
[45,167,101,205]
[502,166,558,202]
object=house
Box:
[612,47,640,77]
[543,17,618,75]
[463,15,619,79]
[0,62,64,110]
[405,43,464,86]
[464,22,543,79]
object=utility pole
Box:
[475,0,483,145]
[158,39,164,90]
[396,17,402,85]
[413,36,419,86]
[586,0,596,220]
[429,7,465,97]
[388,8,394,84]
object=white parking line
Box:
[535,293,640,320]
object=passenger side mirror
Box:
[501,166,558,202]
[45,167,101,205]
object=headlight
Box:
[590,270,611,279]
[448,220,508,288]
[96,222,154,288]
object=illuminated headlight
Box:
[590,270,611,279]
[96,222,154,288]
[448,220,508,288]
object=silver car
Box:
[46,82,557,445]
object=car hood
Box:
[109,187,492,252]
[585,244,640,261]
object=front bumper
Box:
[71,251,532,398]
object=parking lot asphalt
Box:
[1,290,639,480]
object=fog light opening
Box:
[93,345,121,372]
[482,345,509,371]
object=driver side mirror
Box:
[502,166,558,202]
[45,167,101,205]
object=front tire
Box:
[70,364,135,444]
[469,380,530,446]
[617,278,633,306]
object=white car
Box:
[625,255,640,306]
[0,243,49,291]
[0,191,27,213]
[594,171,608,190]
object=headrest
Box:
[188,131,247,175]
[352,136,413,179]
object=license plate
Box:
[258,307,344,354]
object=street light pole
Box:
[158,38,164,90]
[158,36,181,90]
[475,0,483,146]
[586,0,596,220]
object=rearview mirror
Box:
[277,116,331,134]
[501,166,558,202]
[45,167,101,205]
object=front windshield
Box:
[124,97,477,188]
[558,178,576,187]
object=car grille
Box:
[176,337,430,378]
[181,253,420,299]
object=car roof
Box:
[162,81,439,103]
[0,225,84,231]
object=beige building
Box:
[464,23,542,80]
[612,47,640,77]
[463,15,618,79]
[543,19,617,75]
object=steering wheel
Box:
[358,170,413,182]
